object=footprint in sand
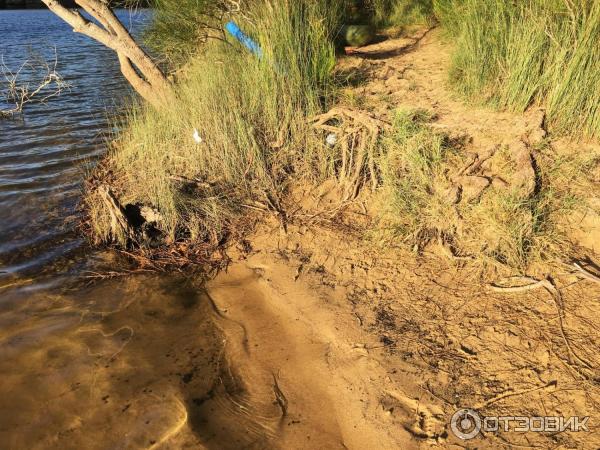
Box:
[380,390,447,441]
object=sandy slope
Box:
[204,30,600,449]
[207,215,600,448]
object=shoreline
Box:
[4,3,600,447]
[79,24,600,448]
[203,211,600,448]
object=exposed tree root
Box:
[98,184,135,243]
[488,276,548,294]
[489,276,594,374]
[311,107,388,201]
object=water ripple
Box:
[0,9,147,279]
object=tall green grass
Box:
[434,0,600,139]
[92,0,342,244]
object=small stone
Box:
[326,133,338,147]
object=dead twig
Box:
[0,49,69,117]
[489,276,593,371]
[573,261,600,284]
[473,380,557,409]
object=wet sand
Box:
[204,248,422,449]
[0,247,420,449]
[0,264,391,449]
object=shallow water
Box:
[0,275,223,448]
[0,11,290,449]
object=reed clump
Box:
[91,0,342,246]
[434,0,600,139]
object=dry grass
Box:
[375,109,600,271]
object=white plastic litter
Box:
[193,128,202,144]
[326,133,337,147]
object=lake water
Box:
[0,10,283,449]
[0,9,134,281]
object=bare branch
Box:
[0,49,70,118]
[43,0,116,50]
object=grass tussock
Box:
[94,0,342,245]
[434,0,600,140]
[376,109,462,242]
[376,109,600,270]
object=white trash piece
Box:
[326,133,337,147]
[193,128,203,144]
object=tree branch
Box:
[43,0,116,49]
[0,50,69,118]
[41,0,174,108]
[117,52,156,105]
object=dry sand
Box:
[204,212,600,448]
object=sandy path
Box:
[207,255,421,449]
[202,210,600,448]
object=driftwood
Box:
[311,107,387,201]
[0,51,69,117]
[98,184,135,242]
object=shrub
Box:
[144,0,231,65]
